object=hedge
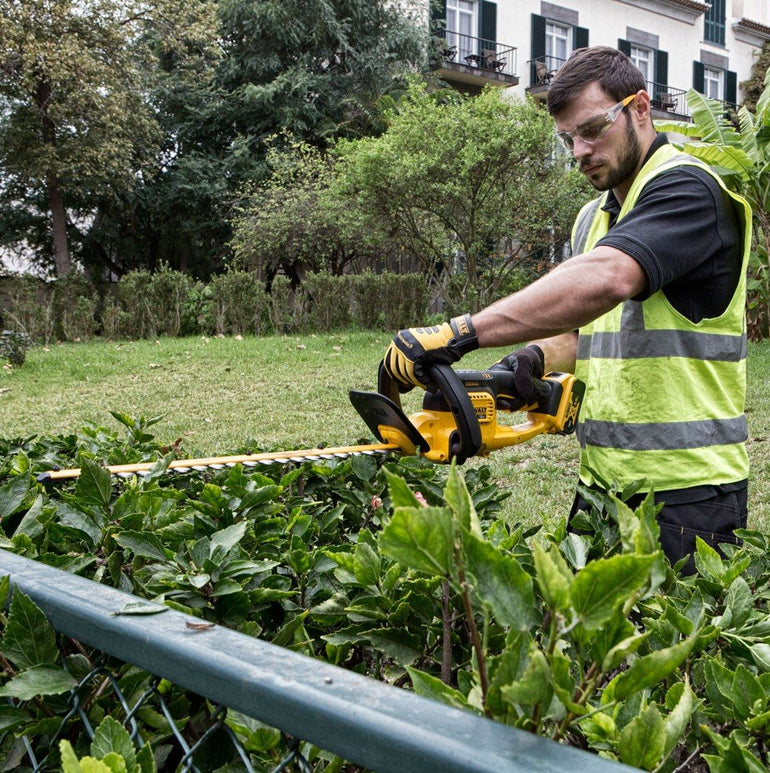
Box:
[0,268,431,345]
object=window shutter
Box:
[655,50,668,90]
[693,61,705,93]
[531,14,546,85]
[618,39,631,56]
[574,26,589,50]
[481,1,497,47]
[725,70,737,107]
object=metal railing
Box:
[433,29,517,79]
[0,549,634,772]
[645,82,688,115]
[527,58,737,121]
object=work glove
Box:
[383,314,479,391]
[490,344,549,411]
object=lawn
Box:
[3,332,770,532]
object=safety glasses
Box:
[556,93,638,151]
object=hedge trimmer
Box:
[37,362,584,482]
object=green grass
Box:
[3,333,770,532]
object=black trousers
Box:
[569,482,748,575]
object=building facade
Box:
[431,0,770,118]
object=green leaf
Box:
[406,667,469,711]
[366,628,423,665]
[75,458,113,509]
[662,679,695,760]
[111,601,167,617]
[135,743,156,773]
[500,646,551,707]
[749,642,770,672]
[56,502,103,546]
[463,532,535,631]
[60,740,85,773]
[353,542,381,587]
[98,753,129,773]
[0,664,77,700]
[383,468,423,509]
[443,462,479,536]
[693,537,725,583]
[115,532,167,562]
[2,588,58,669]
[618,703,665,770]
[225,710,282,752]
[601,632,649,673]
[0,475,32,519]
[717,576,753,630]
[571,554,654,630]
[91,717,137,771]
[532,541,572,613]
[209,521,248,559]
[379,506,455,578]
[610,637,695,701]
[701,734,768,773]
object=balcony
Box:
[526,56,694,121]
[432,29,518,91]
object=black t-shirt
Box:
[595,135,744,323]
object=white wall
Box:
[480,0,768,102]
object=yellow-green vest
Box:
[571,143,752,492]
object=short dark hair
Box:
[546,46,646,116]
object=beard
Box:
[583,115,643,192]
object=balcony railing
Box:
[647,82,688,115]
[433,29,517,79]
[526,57,738,121]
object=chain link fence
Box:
[0,549,633,773]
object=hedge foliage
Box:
[0,268,431,345]
[3,420,770,770]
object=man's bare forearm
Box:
[470,246,646,349]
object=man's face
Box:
[554,82,643,193]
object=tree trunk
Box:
[36,78,70,276]
[48,174,71,277]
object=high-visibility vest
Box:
[571,143,752,492]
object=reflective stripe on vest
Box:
[573,144,752,491]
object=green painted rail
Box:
[0,549,633,773]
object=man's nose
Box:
[571,136,593,159]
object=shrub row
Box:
[0,268,432,344]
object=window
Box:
[618,39,668,96]
[546,21,571,70]
[630,46,651,82]
[530,14,588,87]
[447,0,477,62]
[703,66,723,100]
[693,61,736,107]
[704,0,726,45]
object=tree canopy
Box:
[333,84,590,311]
[0,0,426,278]
[231,83,591,312]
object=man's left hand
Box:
[383,314,478,390]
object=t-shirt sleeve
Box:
[595,166,732,300]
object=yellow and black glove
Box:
[489,345,549,410]
[384,314,479,390]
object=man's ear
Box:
[632,90,652,122]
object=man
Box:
[383,46,752,573]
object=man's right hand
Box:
[489,345,548,410]
[383,314,478,390]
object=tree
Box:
[333,83,590,312]
[656,75,770,339]
[82,0,428,281]
[740,40,770,114]
[230,137,392,284]
[0,0,167,276]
